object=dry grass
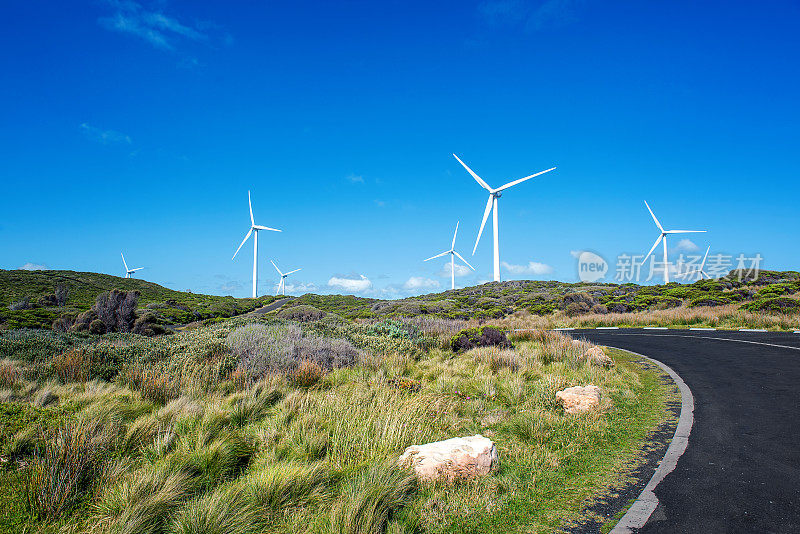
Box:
[490,303,800,331]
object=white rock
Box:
[398,434,499,482]
[556,385,602,414]
[584,346,613,367]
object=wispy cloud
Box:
[403,276,440,290]
[436,261,472,278]
[98,1,210,51]
[218,281,242,293]
[501,260,554,275]
[328,274,372,293]
[20,262,47,271]
[346,173,365,184]
[676,239,700,252]
[282,282,319,294]
[80,123,132,145]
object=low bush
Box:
[565,301,591,317]
[741,297,800,314]
[450,326,511,353]
[291,360,323,387]
[277,305,326,322]
[689,295,731,307]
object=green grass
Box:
[0,317,673,533]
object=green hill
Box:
[0,269,277,329]
[281,270,800,320]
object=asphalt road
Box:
[572,329,800,534]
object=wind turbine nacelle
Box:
[493,192,502,198]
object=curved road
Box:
[572,329,800,533]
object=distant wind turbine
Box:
[423,221,475,290]
[681,245,711,281]
[453,154,556,282]
[271,260,301,296]
[642,201,706,284]
[232,191,281,298]
[121,252,143,278]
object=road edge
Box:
[607,347,695,534]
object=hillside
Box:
[281,269,800,321]
[0,269,277,329]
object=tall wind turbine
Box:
[121,252,143,278]
[453,154,556,282]
[642,201,706,284]
[271,260,301,296]
[232,191,281,298]
[423,221,475,290]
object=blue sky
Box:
[2,1,799,298]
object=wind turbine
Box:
[121,252,143,278]
[232,191,281,298]
[453,154,556,282]
[642,201,706,284]
[681,245,711,281]
[271,260,301,296]
[423,221,475,290]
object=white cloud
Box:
[570,250,583,258]
[436,261,472,278]
[20,262,47,270]
[282,282,319,294]
[328,274,372,293]
[374,199,386,207]
[676,239,699,252]
[80,123,132,145]
[218,281,241,293]
[99,1,208,51]
[346,173,364,184]
[501,261,554,275]
[403,277,440,290]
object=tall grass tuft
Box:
[246,461,333,515]
[93,465,196,534]
[329,463,416,534]
[26,418,116,519]
[169,482,262,534]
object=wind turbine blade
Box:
[644,201,664,232]
[453,154,492,191]
[453,250,475,271]
[131,267,144,272]
[285,268,302,276]
[270,260,282,276]
[700,246,710,270]
[643,234,663,262]
[276,279,281,296]
[423,251,450,262]
[253,225,282,232]
[232,228,253,260]
[451,221,459,250]
[473,194,494,255]
[121,252,128,271]
[495,167,556,192]
[248,191,254,225]
[664,230,706,234]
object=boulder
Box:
[556,385,601,414]
[584,346,613,367]
[398,434,499,482]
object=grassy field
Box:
[0,314,672,533]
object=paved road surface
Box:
[572,329,800,533]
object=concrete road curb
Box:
[608,348,695,534]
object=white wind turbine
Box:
[681,245,711,281]
[121,252,143,278]
[423,221,475,290]
[642,200,706,284]
[271,260,302,296]
[232,191,281,298]
[453,154,556,282]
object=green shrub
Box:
[689,295,731,307]
[741,297,800,314]
[277,305,327,322]
[565,301,590,317]
[450,326,510,352]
